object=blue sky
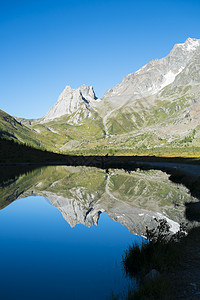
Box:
[0,0,200,118]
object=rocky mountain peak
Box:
[103,38,200,101]
[177,37,200,52]
[42,84,99,122]
[40,37,200,131]
[78,85,97,101]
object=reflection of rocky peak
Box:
[37,191,103,228]
[3,165,198,236]
[108,206,180,236]
[32,167,197,235]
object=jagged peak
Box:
[173,37,200,52]
[132,38,200,75]
[103,37,200,99]
[185,37,199,43]
[59,84,97,100]
[42,83,99,122]
[61,84,94,92]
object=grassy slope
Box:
[2,82,200,158]
[0,167,42,209]
[0,109,67,151]
[58,83,200,157]
[0,137,71,163]
[0,109,42,148]
[0,109,74,152]
[35,111,104,139]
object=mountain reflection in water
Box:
[0,165,197,235]
[0,165,198,299]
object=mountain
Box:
[104,38,200,99]
[96,38,200,137]
[0,109,42,148]
[9,37,200,155]
[0,108,74,152]
[43,85,99,124]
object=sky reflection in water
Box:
[0,196,143,300]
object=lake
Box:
[0,165,196,299]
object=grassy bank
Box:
[63,145,200,160]
[2,136,200,165]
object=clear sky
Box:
[0,0,200,118]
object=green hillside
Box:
[31,110,105,152]
[0,109,42,148]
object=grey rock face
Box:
[169,54,200,88]
[103,38,200,100]
[41,191,103,228]
[42,85,99,124]
[33,37,200,144]
[41,38,200,125]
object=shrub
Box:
[127,277,171,300]
[122,219,186,278]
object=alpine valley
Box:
[1,37,200,157]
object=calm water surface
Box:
[0,165,195,299]
[0,196,140,300]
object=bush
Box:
[127,277,171,300]
[122,219,186,278]
[122,219,187,299]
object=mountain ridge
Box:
[2,37,200,156]
[41,37,200,122]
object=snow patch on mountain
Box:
[40,37,200,126]
[154,67,184,93]
[178,37,200,52]
[103,37,200,100]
